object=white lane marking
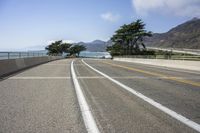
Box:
[82,59,200,132]
[8,77,71,79]
[71,60,100,133]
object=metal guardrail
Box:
[0,52,47,60]
[116,55,200,61]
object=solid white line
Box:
[82,59,200,132]
[71,60,100,133]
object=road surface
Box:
[0,59,86,133]
[0,58,200,132]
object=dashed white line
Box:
[82,59,200,132]
[71,60,100,133]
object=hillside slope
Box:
[145,18,200,49]
[77,40,107,52]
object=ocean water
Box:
[0,51,111,60]
[0,51,47,60]
[79,51,112,58]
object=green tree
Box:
[69,45,86,57]
[61,43,72,53]
[45,40,62,55]
[111,24,129,55]
[128,19,152,54]
[45,40,72,55]
[106,43,123,56]
[109,19,152,55]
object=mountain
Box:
[145,18,200,49]
[77,40,108,52]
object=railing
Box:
[116,55,200,61]
[0,52,47,60]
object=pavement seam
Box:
[82,59,200,132]
[8,77,71,79]
[8,76,200,80]
[71,60,100,133]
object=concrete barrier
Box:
[0,56,62,77]
[114,58,200,72]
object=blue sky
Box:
[0,0,199,51]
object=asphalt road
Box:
[0,58,200,133]
[0,59,86,133]
[74,59,200,133]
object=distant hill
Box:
[145,18,200,49]
[77,40,108,52]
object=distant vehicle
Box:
[102,53,112,59]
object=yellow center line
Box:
[102,61,200,87]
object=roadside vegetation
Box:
[45,40,86,57]
[107,19,200,61]
[45,19,200,60]
[119,49,200,61]
[107,19,153,56]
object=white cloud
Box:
[62,40,74,44]
[132,0,200,17]
[101,12,120,22]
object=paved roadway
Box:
[0,59,86,133]
[0,58,200,133]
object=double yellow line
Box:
[102,61,200,87]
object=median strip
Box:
[82,59,200,132]
[71,60,100,133]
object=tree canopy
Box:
[45,40,72,55]
[45,41,86,57]
[108,19,152,55]
[69,45,86,56]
